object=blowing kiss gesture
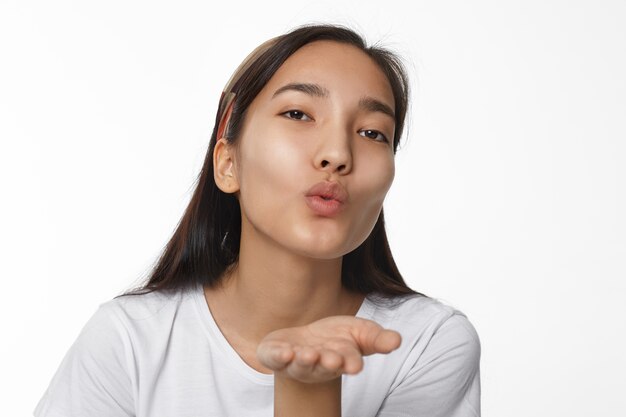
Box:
[256,315,402,417]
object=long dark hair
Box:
[117,23,428,300]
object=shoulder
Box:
[105,287,186,318]
[366,292,481,365]
[107,284,203,319]
[368,292,477,328]
[31,290,182,416]
[93,286,197,342]
[363,294,481,415]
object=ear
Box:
[213,138,240,194]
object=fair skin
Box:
[208,40,402,416]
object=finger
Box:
[322,339,364,375]
[285,346,320,380]
[256,340,294,370]
[294,346,319,365]
[318,348,343,373]
[292,348,347,383]
[351,319,402,356]
[341,352,364,375]
[374,329,402,353]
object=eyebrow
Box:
[272,82,395,119]
[273,82,329,98]
[358,96,395,120]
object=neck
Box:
[203,220,365,347]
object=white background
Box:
[1,0,624,416]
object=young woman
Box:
[34,24,481,417]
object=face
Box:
[215,40,396,259]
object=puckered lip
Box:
[304,181,348,204]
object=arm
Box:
[274,373,341,417]
[257,316,402,417]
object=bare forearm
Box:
[274,373,341,417]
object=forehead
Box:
[260,40,395,108]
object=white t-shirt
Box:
[34,282,481,417]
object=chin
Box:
[289,238,350,260]
[270,229,368,260]
[300,250,347,261]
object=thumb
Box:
[351,318,402,356]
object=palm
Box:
[256,315,401,384]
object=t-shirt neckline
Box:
[191,281,376,385]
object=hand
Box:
[256,315,401,384]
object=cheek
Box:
[344,154,395,244]
[236,131,309,221]
[356,153,395,207]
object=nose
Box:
[314,124,353,175]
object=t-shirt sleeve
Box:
[33,303,135,417]
[377,312,481,417]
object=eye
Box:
[281,110,313,121]
[359,129,389,143]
